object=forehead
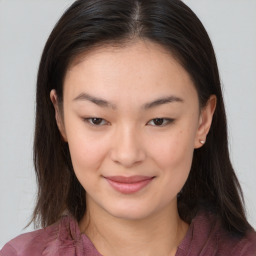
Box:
[63,40,198,106]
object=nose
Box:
[110,125,146,168]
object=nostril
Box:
[110,144,146,167]
[111,151,145,168]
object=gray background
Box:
[0,0,255,247]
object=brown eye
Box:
[147,118,174,126]
[153,118,164,126]
[91,118,103,125]
[85,118,108,126]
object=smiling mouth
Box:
[103,175,155,194]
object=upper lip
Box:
[104,175,155,183]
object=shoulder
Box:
[1,215,103,256]
[238,230,256,255]
[216,223,256,255]
[0,222,59,256]
[0,215,82,256]
[183,210,256,256]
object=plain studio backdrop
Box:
[0,0,255,248]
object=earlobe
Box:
[50,90,67,141]
[194,95,217,149]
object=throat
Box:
[79,207,189,256]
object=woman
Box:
[1,0,255,255]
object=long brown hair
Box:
[32,0,251,235]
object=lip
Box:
[104,175,155,194]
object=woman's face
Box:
[51,40,215,221]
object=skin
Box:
[51,40,216,256]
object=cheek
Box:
[149,128,195,171]
[149,129,195,198]
[67,132,110,193]
[64,121,109,175]
[69,139,103,171]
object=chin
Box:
[102,200,163,221]
[110,209,153,221]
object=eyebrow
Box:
[73,93,117,109]
[143,95,183,109]
[73,92,183,109]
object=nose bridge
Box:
[110,123,146,167]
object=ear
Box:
[50,89,67,141]
[194,95,217,149]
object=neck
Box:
[79,198,189,256]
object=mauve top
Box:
[1,211,256,256]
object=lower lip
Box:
[105,178,154,194]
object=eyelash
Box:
[83,117,175,127]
